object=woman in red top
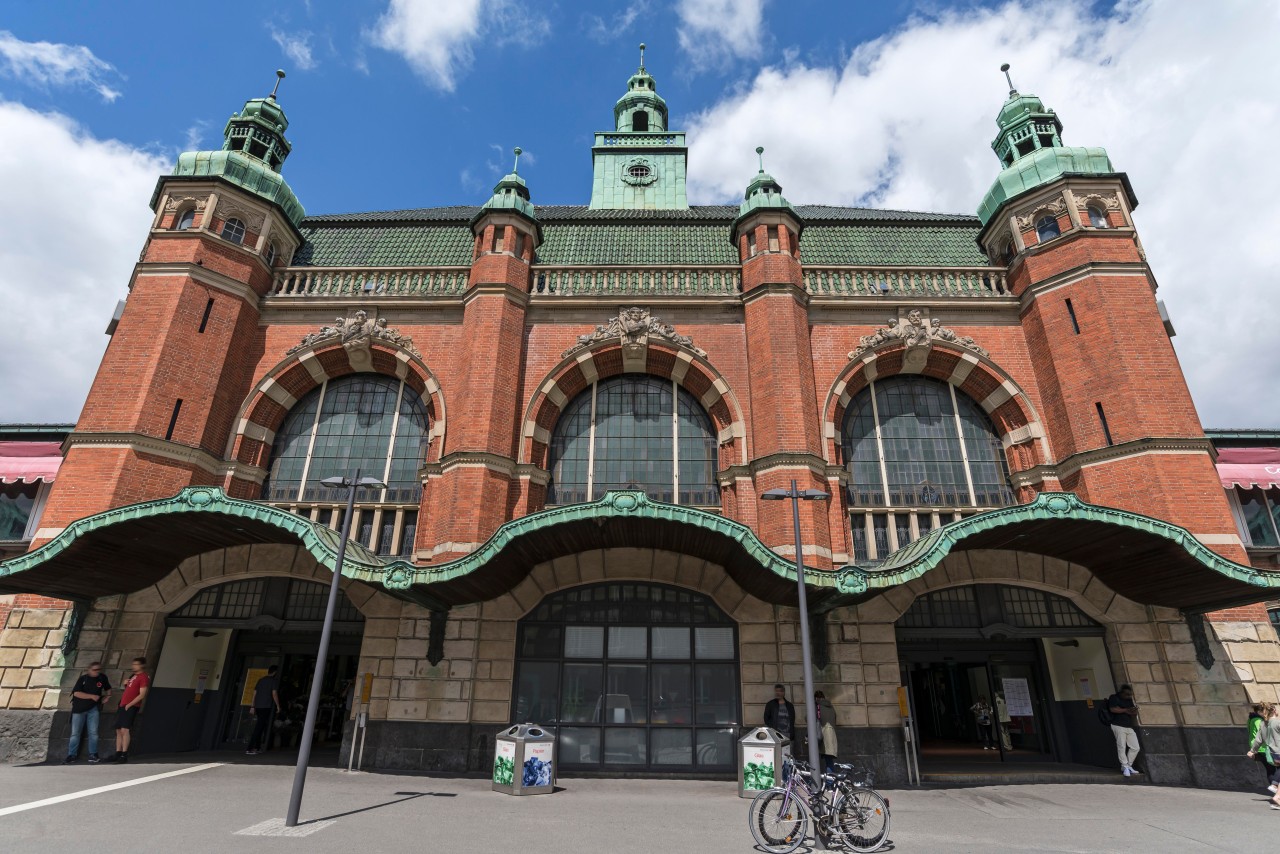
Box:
[110,657,150,764]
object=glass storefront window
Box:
[0,482,36,540]
[1239,488,1280,547]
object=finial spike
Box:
[1000,62,1016,96]
[639,42,646,70]
[270,69,286,99]
[755,146,764,173]
[513,146,522,174]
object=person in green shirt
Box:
[1249,703,1277,791]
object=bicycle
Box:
[747,756,890,853]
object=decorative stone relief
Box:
[848,309,988,362]
[562,306,705,358]
[288,309,422,358]
[164,195,208,212]
[216,203,265,233]
[1015,196,1067,231]
[1077,191,1122,212]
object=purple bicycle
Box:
[747,755,890,853]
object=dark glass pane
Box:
[651,729,693,765]
[559,727,600,764]
[1000,587,1051,628]
[875,376,969,507]
[0,483,35,540]
[519,625,563,658]
[604,727,647,764]
[696,728,736,766]
[851,518,869,563]
[652,664,693,725]
[547,383,593,504]
[398,510,417,557]
[956,391,1014,507]
[514,662,559,723]
[565,626,603,658]
[841,387,884,507]
[695,663,739,725]
[592,376,675,502]
[872,514,890,558]
[606,664,648,724]
[676,385,718,505]
[895,512,912,548]
[1241,489,1280,547]
[561,663,603,722]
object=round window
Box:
[627,164,651,180]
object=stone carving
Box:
[288,310,422,358]
[217,203,265,232]
[1015,196,1067,230]
[562,307,705,358]
[847,309,988,361]
[164,195,207,211]
[1078,191,1121,212]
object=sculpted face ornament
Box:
[848,309,989,362]
[563,307,706,358]
[288,310,422,358]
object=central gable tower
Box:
[589,44,689,210]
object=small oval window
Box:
[176,209,195,231]
[627,164,651,180]
[221,217,246,245]
[1087,206,1109,228]
[1035,215,1061,243]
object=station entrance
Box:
[897,584,1116,770]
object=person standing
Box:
[1248,703,1280,808]
[814,690,838,774]
[109,658,150,764]
[763,684,796,741]
[64,662,111,764]
[970,696,996,750]
[1106,684,1141,777]
[1249,703,1277,791]
[246,665,282,755]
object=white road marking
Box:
[0,762,223,818]
[235,817,336,837]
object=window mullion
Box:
[949,383,978,506]
[380,379,406,502]
[296,380,328,503]
[868,380,891,506]
[671,379,680,504]
[586,382,598,501]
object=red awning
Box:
[0,441,62,485]
[1218,447,1280,489]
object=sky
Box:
[0,0,1276,429]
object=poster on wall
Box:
[522,741,553,787]
[742,743,777,791]
[1072,668,1096,702]
[240,668,268,707]
[493,740,516,786]
[1001,677,1034,717]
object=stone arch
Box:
[822,342,1050,474]
[226,341,448,481]
[519,341,748,470]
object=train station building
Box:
[1,57,1278,786]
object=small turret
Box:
[731,147,803,258]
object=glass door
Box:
[989,660,1052,758]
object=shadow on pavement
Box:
[304,790,457,824]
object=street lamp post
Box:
[761,480,830,784]
[285,469,385,828]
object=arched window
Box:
[263,375,428,556]
[1087,206,1109,228]
[547,375,718,506]
[1034,215,1060,243]
[264,242,278,267]
[221,217,246,245]
[842,376,1012,509]
[176,208,196,230]
[632,110,649,132]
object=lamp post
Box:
[761,480,830,783]
[285,469,385,828]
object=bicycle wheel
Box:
[831,787,890,853]
[748,788,810,854]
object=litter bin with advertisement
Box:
[492,723,557,795]
[738,726,791,798]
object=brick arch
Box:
[226,342,448,480]
[518,342,748,470]
[821,343,1049,473]
[856,548,1150,629]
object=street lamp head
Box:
[760,488,830,501]
[761,489,789,501]
[319,476,348,488]
[799,489,830,501]
[319,476,388,489]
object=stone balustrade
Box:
[804,266,1011,297]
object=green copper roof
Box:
[834,492,1278,611]
[977,145,1118,225]
[293,223,475,266]
[732,149,801,238]
[166,150,306,226]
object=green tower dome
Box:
[731,147,802,241]
[473,147,539,228]
[613,44,668,133]
[156,71,305,226]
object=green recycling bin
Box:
[738,726,791,798]
[492,723,556,795]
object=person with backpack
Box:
[1103,684,1142,777]
[1248,703,1280,808]
[1250,703,1277,790]
[971,696,996,750]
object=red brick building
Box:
[1,62,1277,785]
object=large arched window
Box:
[547,375,718,506]
[842,376,1013,560]
[262,374,428,556]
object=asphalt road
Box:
[0,759,1275,853]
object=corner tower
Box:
[588,44,689,209]
[978,66,1245,564]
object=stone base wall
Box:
[0,607,71,714]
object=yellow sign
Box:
[361,672,374,704]
[241,668,268,707]
[897,686,910,718]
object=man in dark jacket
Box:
[763,684,796,740]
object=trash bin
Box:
[492,723,557,795]
[738,727,791,798]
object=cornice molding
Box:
[132,260,261,305]
[462,282,530,308]
[741,281,809,306]
[719,452,829,484]
[1010,436,1213,488]
[1018,258,1154,309]
[421,451,520,479]
[63,431,268,484]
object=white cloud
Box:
[369,0,549,91]
[585,1,649,43]
[685,0,1280,427]
[0,30,122,102]
[0,101,167,421]
[270,28,318,71]
[676,0,767,69]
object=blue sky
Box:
[0,1,1277,427]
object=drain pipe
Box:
[1147,605,1201,789]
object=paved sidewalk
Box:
[0,760,1275,853]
